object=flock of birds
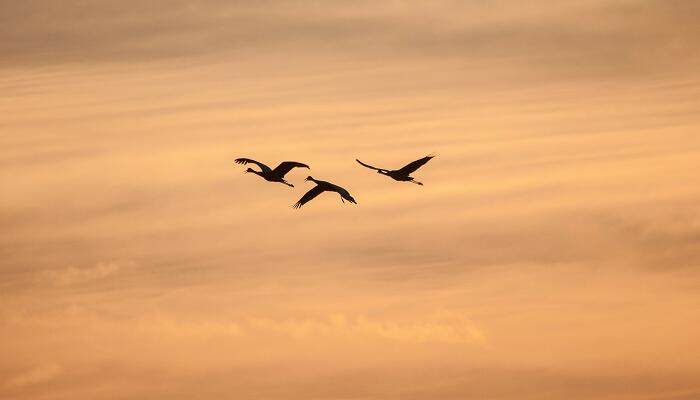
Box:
[234,155,435,208]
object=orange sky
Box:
[2,1,700,399]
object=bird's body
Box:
[235,158,309,187]
[356,155,434,185]
[294,176,357,208]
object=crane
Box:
[234,158,309,187]
[355,155,434,185]
[293,176,357,208]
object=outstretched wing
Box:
[396,155,434,175]
[293,185,326,209]
[271,161,309,178]
[234,158,271,173]
[356,159,388,173]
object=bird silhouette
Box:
[294,176,357,208]
[356,155,434,185]
[235,158,309,187]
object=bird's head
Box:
[305,176,314,182]
[244,168,255,174]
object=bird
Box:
[355,155,434,185]
[235,158,309,187]
[293,176,357,209]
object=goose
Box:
[293,176,357,208]
[235,158,309,187]
[356,155,434,185]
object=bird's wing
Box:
[333,185,357,204]
[271,161,309,178]
[356,159,388,172]
[293,185,326,208]
[234,158,271,172]
[396,155,434,175]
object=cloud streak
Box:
[1,0,699,78]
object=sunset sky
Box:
[2,1,700,399]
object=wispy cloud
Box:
[1,0,698,77]
[249,313,484,344]
[4,363,62,389]
[37,261,128,286]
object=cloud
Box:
[249,313,484,344]
[37,261,128,286]
[1,0,698,78]
[4,363,62,389]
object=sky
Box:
[1,1,700,399]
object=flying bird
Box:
[356,155,434,185]
[294,176,357,208]
[235,158,309,187]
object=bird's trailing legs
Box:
[409,179,423,185]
